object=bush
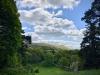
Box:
[58,57,69,69]
[24,64,33,73]
[0,67,28,75]
[42,52,54,67]
[34,68,39,73]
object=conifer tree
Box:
[0,0,22,68]
[79,0,100,69]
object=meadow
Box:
[0,63,100,75]
[33,63,100,75]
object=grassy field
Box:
[0,64,100,75]
[33,63,100,75]
[33,63,67,75]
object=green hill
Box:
[56,45,70,50]
[28,43,70,52]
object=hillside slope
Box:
[28,43,70,51]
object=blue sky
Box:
[16,0,94,49]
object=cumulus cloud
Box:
[34,25,84,39]
[22,27,32,30]
[19,9,75,28]
[45,17,76,29]
[54,10,63,16]
[19,8,84,39]
[19,8,84,40]
[65,29,84,40]
[24,32,43,41]
[17,0,80,9]
[22,27,28,30]
[19,8,53,25]
[34,25,66,37]
[16,0,83,49]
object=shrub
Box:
[58,57,69,69]
[34,68,39,73]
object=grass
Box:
[0,64,100,75]
[65,70,100,75]
[33,63,67,75]
[33,63,100,75]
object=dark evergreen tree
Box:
[18,30,31,66]
[0,0,22,68]
[79,0,100,69]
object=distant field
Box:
[33,63,100,75]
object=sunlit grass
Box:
[33,63,100,75]
[33,64,67,75]
[0,63,100,75]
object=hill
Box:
[56,45,70,50]
[28,43,70,52]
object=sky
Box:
[16,0,94,49]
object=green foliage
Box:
[78,58,85,70]
[22,52,32,65]
[58,57,69,68]
[31,48,44,63]
[24,64,33,73]
[34,68,39,73]
[79,0,100,69]
[0,0,22,68]
[42,52,54,67]
[54,51,64,64]
[0,67,27,75]
[70,55,79,62]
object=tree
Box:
[70,55,79,62]
[0,0,22,68]
[43,52,54,67]
[54,52,63,64]
[79,0,100,69]
[31,48,44,63]
[58,57,69,68]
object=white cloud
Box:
[22,27,32,30]
[65,29,84,40]
[16,0,83,49]
[17,0,80,9]
[80,28,86,34]
[18,8,53,25]
[19,8,84,40]
[33,40,81,49]
[19,9,75,29]
[22,27,28,30]
[24,32,43,41]
[45,17,75,29]
[34,24,84,39]
[54,10,63,16]
[34,25,66,37]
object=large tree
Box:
[0,0,22,68]
[79,0,100,69]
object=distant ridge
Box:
[56,45,70,50]
[28,43,70,51]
